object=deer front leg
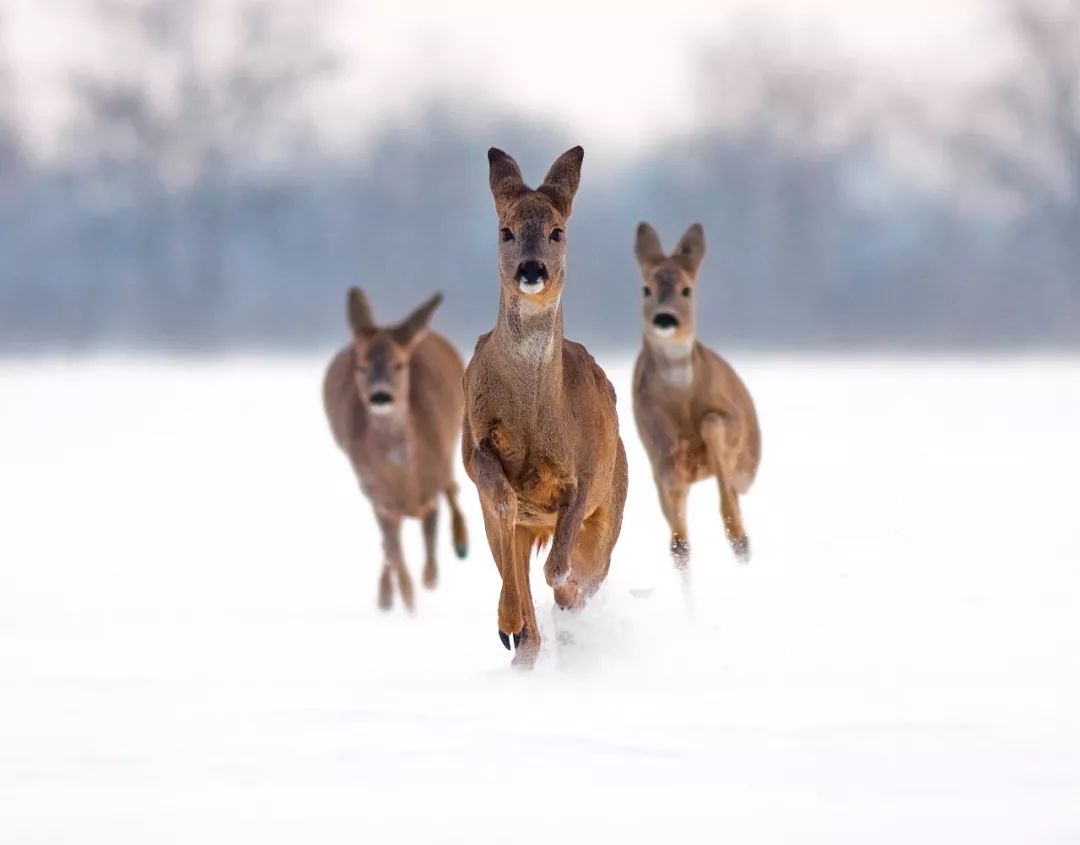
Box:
[512,526,541,668]
[701,412,750,562]
[470,440,522,649]
[656,467,691,571]
[543,478,591,588]
[421,504,439,589]
[374,510,413,612]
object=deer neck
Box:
[644,333,695,389]
[365,407,415,467]
[490,288,565,409]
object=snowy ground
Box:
[1,355,1078,843]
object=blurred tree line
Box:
[0,0,1078,353]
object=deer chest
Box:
[488,421,570,514]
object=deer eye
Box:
[549,228,564,243]
[642,287,651,297]
[500,228,514,242]
[682,287,692,297]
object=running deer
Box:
[323,289,468,611]
[462,146,628,667]
[632,222,761,571]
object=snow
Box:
[1,356,1078,842]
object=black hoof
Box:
[513,631,522,649]
[454,543,468,560]
[499,630,511,650]
[732,536,751,563]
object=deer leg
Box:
[377,566,394,611]
[543,479,590,588]
[375,510,413,612]
[657,467,691,571]
[421,504,439,590]
[701,412,750,562]
[374,509,395,611]
[555,443,627,608]
[444,483,468,559]
[511,527,541,668]
[556,509,605,610]
[470,441,522,649]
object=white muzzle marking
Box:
[652,324,676,339]
[518,279,545,294]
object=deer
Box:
[631,222,761,574]
[462,145,628,668]
[323,289,468,612]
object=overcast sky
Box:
[3,0,1002,159]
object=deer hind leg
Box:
[700,412,750,562]
[444,483,468,559]
[375,511,414,612]
[421,504,439,590]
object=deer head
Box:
[488,145,583,308]
[634,222,706,351]
[346,288,442,417]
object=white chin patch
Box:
[652,325,676,339]
[518,279,545,294]
[368,403,395,416]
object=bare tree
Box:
[0,7,24,199]
[70,0,338,339]
[957,1,1080,261]
[689,27,875,332]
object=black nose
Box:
[516,260,548,285]
[652,313,680,330]
[369,391,394,406]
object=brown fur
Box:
[462,146,628,667]
[632,222,761,568]
[323,289,468,611]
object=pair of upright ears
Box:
[347,288,443,348]
[635,222,706,276]
[488,146,584,217]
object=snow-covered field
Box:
[1,356,1077,843]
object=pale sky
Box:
[2,0,1002,160]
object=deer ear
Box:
[634,222,666,271]
[539,145,584,216]
[488,148,527,215]
[672,223,705,275]
[392,292,443,349]
[347,287,375,336]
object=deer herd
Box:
[323,146,762,668]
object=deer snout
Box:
[651,311,680,338]
[515,260,549,294]
[368,389,395,414]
